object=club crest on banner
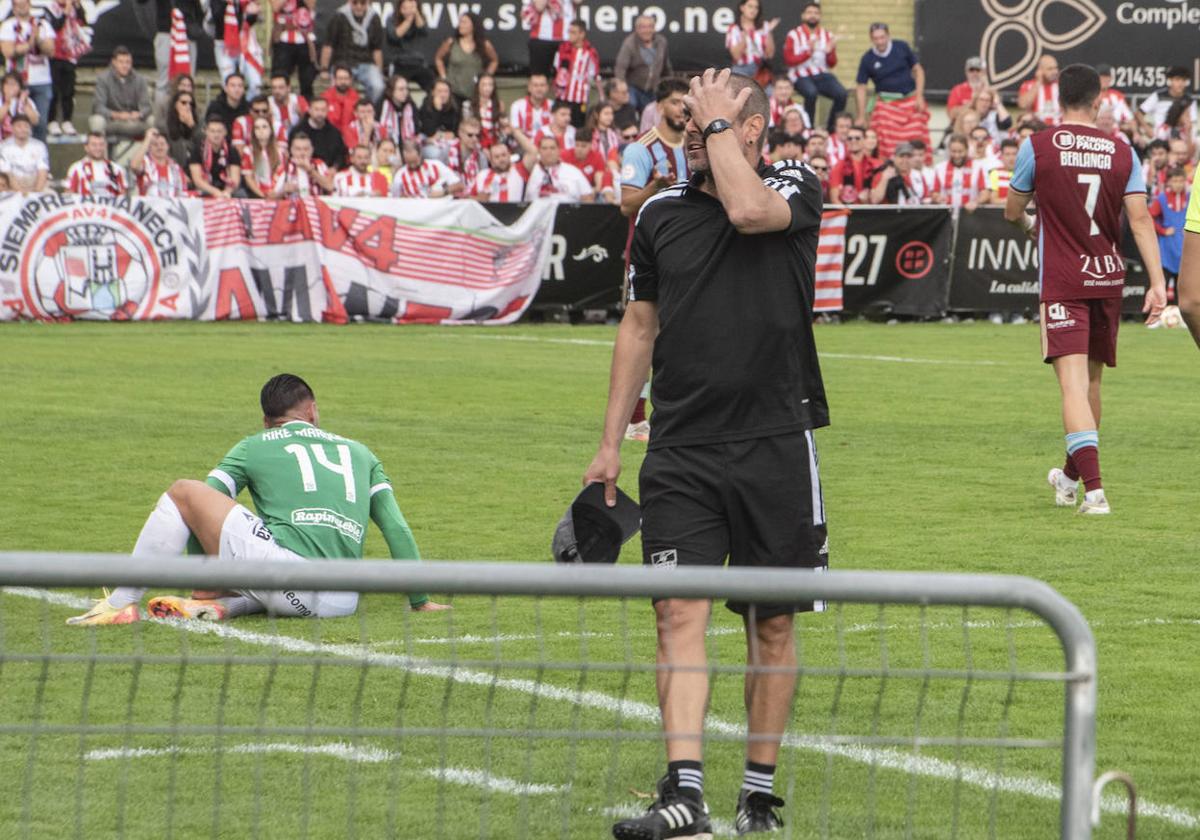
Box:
[979,0,1106,89]
[20,208,161,320]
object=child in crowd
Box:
[1149,166,1189,304]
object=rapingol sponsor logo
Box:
[650,549,678,569]
[291,508,365,543]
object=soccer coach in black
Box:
[584,68,828,838]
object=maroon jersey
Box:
[1011,124,1145,300]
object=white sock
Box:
[108,493,190,609]
[1055,472,1077,491]
[1084,489,1106,503]
[215,596,264,618]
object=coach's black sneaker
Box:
[612,772,712,839]
[734,790,785,834]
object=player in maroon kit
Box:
[1005,64,1166,515]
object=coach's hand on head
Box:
[683,68,752,136]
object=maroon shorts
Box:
[1040,298,1121,367]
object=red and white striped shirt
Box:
[274,0,314,45]
[136,158,187,198]
[241,147,279,193]
[379,98,419,144]
[826,135,847,168]
[269,93,308,129]
[533,124,575,152]
[390,159,460,197]
[769,100,811,131]
[932,160,987,207]
[523,161,592,201]
[67,157,126,197]
[725,24,771,69]
[333,168,388,197]
[1100,88,1133,124]
[271,159,330,196]
[1019,79,1060,125]
[472,97,498,147]
[342,118,384,150]
[987,167,1012,201]
[783,24,837,80]
[231,113,254,150]
[553,40,598,104]
[472,165,527,201]
[522,0,573,41]
[445,138,488,184]
[510,96,553,135]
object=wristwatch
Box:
[702,119,732,142]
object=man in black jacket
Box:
[204,72,250,134]
[288,97,346,168]
[137,0,205,101]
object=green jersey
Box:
[206,420,394,561]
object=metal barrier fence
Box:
[0,555,1097,839]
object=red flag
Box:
[223,1,241,59]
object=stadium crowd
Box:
[0,0,1193,252]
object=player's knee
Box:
[165,478,205,510]
[655,598,709,635]
[751,613,794,652]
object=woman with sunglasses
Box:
[164,89,198,173]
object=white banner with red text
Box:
[0,193,557,325]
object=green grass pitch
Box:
[0,320,1196,839]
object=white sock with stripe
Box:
[742,760,775,796]
[108,493,190,609]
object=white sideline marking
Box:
[85,743,565,795]
[441,333,1012,367]
[4,587,1196,830]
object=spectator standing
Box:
[418,77,459,148]
[270,0,317,100]
[320,0,385,105]
[204,72,249,134]
[288,97,346,168]
[163,88,197,170]
[509,73,553,135]
[553,20,598,127]
[343,97,382,151]
[90,46,151,144]
[1139,66,1196,140]
[725,0,778,82]
[391,138,461,196]
[783,2,845,131]
[67,131,127,196]
[434,12,497,105]
[44,0,90,136]
[211,0,261,95]
[0,112,47,192]
[473,138,525,200]
[614,15,670,116]
[868,141,927,205]
[0,72,38,139]
[985,137,1019,205]
[854,22,924,120]
[321,64,360,134]
[379,74,419,145]
[267,71,307,131]
[385,0,433,92]
[271,131,333,195]
[467,73,502,147]
[604,77,637,129]
[0,0,56,142]
[827,124,879,204]
[137,0,203,101]
[240,115,282,196]
[1017,55,1060,126]
[521,0,573,78]
[444,115,488,184]
[930,132,986,210]
[189,115,240,197]
[130,127,188,197]
[1150,167,1189,304]
[523,132,592,200]
[334,143,388,195]
[945,57,987,124]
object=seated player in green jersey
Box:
[68,374,450,625]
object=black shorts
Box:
[639,431,829,619]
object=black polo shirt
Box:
[628,159,828,450]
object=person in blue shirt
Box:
[854,22,925,120]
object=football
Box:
[1161,305,1184,329]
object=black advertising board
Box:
[915,0,1200,94]
[839,206,954,317]
[950,208,1148,315]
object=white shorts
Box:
[219,505,359,619]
